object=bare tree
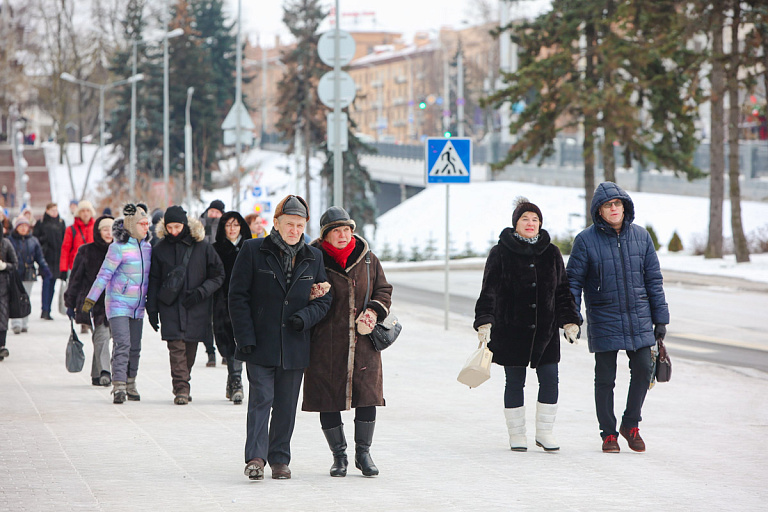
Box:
[706,3,725,259]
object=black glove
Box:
[287,315,304,332]
[654,324,666,342]
[66,307,75,320]
[59,272,68,282]
[240,345,254,354]
[182,289,203,309]
[148,311,159,332]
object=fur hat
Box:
[320,206,356,239]
[96,216,115,233]
[164,205,188,226]
[122,203,149,239]
[76,200,96,218]
[512,196,543,228]
[13,215,30,230]
[274,195,309,220]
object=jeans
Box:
[41,276,56,314]
[504,363,559,408]
[594,346,653,439]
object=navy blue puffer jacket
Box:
[566,182,669,353]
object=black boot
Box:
[226,376,232,400]
[230,375,244,405]
[354,420,379,476]
[322,424,348,477]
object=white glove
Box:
[564,323,580,344]
[0,260,6,271]
[477,323,491,344]
[356,308,377,335]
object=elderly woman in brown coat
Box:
[303,206,393,478]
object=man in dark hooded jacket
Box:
[567,182,669,454]
[33,202,66,320]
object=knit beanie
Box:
[274,195,309,220]
[512,196,543,228]
[97,217,115,233]
[207,199,225,214]
[13,216,30,230]
[164,205,188,226]
[320,206,356,239]
[123,203,149,239]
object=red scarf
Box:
[322,236,357,269]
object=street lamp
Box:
[163,26,185,206]
[185,87,194,212]
[60,72,145,168]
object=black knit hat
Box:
[207,199,225,214]
[512,196,543,228]
[164,205,188,225]
[320,206,356,239]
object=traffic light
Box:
[443,131,452,138]
[419,101,427,110]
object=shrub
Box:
[748,225,768,254]
[409,241,423,262]
[423,236,438,260]
[457,240,478,259]
[395,242,407,262]
[646,225,661,251]
[668,231,684,252]
[379,242,393,261]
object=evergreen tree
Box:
[275,0,328,206]
[668,231,684,252]
[646,225,661,251]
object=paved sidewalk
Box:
[1,291,766,511]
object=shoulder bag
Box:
[158,245,193,306]
[65,319,85,373]
[8,269,31,318]
[362,252,401,351]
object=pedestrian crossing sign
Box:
[425,138,471,183]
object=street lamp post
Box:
[163,26,185,206]
[185,87,195,212]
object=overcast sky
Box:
[223,0,552,47]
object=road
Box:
[386,268,768,373]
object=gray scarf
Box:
[270,227,304,283]
[513,231,540,245]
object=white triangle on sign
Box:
[428,140,469,176]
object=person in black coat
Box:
[212,211,251,404]
[474,198,580,452]
[230,195,332,481]
[146,206,225,405]
[9,216,51,334]
[33,202,66,320]
[0,228,18,361]
[64,215,114,386]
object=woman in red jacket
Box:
[60,200,96,278]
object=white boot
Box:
[503,407,527,451]
[535,402,559,451]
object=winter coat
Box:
[212,212,251,347]
[33,213,66,279]
[302,235,393,412]
[566,182,670,353]
[146,218,225,343]
[229,235,332,370]
[9,230,50,282]
[60,217,95,273]
[64,215,112,327]
[0,236,19,330]
[474,228,579,368]
[86,219,152,319]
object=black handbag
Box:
[157,245,193,306]
[65,319,85,373]
[362,252,401,351]
[655,339,672,383]
[8,270,31,318]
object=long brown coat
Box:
[302,235,393,412]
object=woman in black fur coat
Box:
[474,198,580,452]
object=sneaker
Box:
[206,353,216,367]
[619,425,646,452]
[602,435,620,453]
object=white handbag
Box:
[457,340,492,388]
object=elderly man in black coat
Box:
[229,195,332,481]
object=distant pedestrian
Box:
[64,215,114,386]
[60,200,96,278]
[146,206,224,405]
[303,206,392,477]
[0,226,18,362]
[229,195,332,481]
[245,212,267,238]
[0,210,11,236]
[83,204,152,404]
[9,216,51,334]
[149,208,164,247]
[566,182,669,453]
[33,202,66,320]
[212,211,252,405]
[474,198,580,452]
[199,200,225,365]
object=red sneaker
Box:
[620,425,646,452]
[602,434,620,453]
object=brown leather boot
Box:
[620,425,646,452]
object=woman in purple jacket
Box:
[84,204,152,404]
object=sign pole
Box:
[444,183,450,330]
[235,0,243,211]
[332,0,343,207]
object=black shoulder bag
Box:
[158,245,193,306]
[362,252,401,351]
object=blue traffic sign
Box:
[425,138,471,184]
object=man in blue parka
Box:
[229,195,332,481]
[567,182,669,454]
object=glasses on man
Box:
[601,200,623,210]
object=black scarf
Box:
[270,227,304,285]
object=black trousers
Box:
[503,363,559,408]
[594,346,653,439]
[244,363,303,465]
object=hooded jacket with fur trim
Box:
[146,217,225,343]
[86,218,152,319]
